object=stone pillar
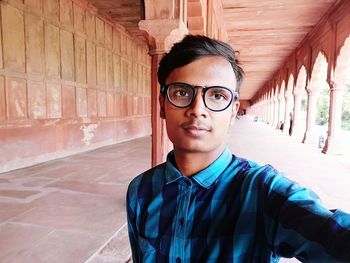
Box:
[267,99,272,124]
[272,97,279,128]
[270,99,274,125]
[292,93,302,136]
[322,82,344,154]
[283,93,292,134]
[149,52,164,166]
[302,89,318,144]
[139,19,188,166]
[258,103,262,117]
[278,95,285,130]
[258,102,262,118]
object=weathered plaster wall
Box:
[0,0,151,172]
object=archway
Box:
[293,66,307,139]
[267,90,273,125]
[303,52,329,144]
[324,35,350,154]
[277,81,286,130]
[284,74,294,134]
[272,84,279,128]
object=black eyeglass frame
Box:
[161,82,239,112]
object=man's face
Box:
[159,56,240,154]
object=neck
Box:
[173,144,226,177]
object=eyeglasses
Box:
[161,82,238,112]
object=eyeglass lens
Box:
[167,83,233,111]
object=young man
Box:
[126,35,350,262]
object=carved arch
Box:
[286,73,294,96]
[310,52,328,92]
[295,66,307,94]
[334,35,350,85]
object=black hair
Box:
[158,35,244,93]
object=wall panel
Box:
[0,0,151,172]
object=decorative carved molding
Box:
[139,19,188,53]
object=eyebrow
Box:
[165,82,236,90]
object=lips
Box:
[181,122,210,137]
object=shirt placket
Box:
[173,179,192,263]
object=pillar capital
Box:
[139,19,188,54]
[306,89,316,96]
[327,80,345,92]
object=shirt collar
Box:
[165,147,233,188]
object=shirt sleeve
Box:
[260,166,350,262]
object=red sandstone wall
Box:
[0,0,151,172]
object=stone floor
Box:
[0,136,151,263]
[0,115,349,263]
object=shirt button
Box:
[176,257,181,263]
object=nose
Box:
[185,88,208,118]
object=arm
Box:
[261,167,350,262]
[126,182,140,263]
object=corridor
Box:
[0,116,349,262]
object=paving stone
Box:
[0,203,32,223]
[99,224,131,260]
[0,189,40,199]
[0,222,53,261]
[87,223,131,263]
[11,203,118,236]
[87,255,128,263]
[12,230,104,263]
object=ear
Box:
[159,95,166,119]
[230,100,240,123]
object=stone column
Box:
[322,82,344,154]
[283,93,292,134]
[139,19,188,166]
[258,103,262,117]
[267,99,272,125]
[272,96,279,128]
[278,95,285,130]
[270,99,274,126]
[149,52,164,166]
[292,93,302,136]
[302,89,318,144]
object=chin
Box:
[175,142,217,154]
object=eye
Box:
[213,93,225,100]
[174,89,189,97]
[207,88,231,101]
[169,84,192,98]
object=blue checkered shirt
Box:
[126,147,350,262]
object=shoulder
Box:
[229,155,294,191]
[231,155,280,179]
[236,158,318,202]
[127,162,166,200]
[231,157,320,208]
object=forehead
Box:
[165,56,237,90]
